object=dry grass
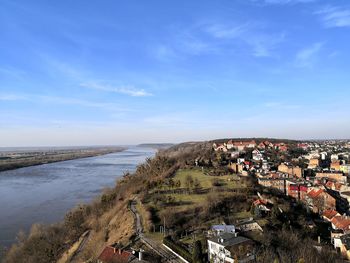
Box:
[73,201,135,262]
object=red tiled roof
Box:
[331,216,350,231]
[323,209,339,220]
[325,181,343,191]
[98,246,133,263]
[232,140,256,146]
[335,182,342,191]
[300,186,308,192]
[325,181,333,188]
[289,185,298,191]
[258,143,266,149]
[307,189,324,199]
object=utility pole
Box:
[163,216,166,237]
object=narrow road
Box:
[129,199,183,263]
[130,200,143,237]
[72,230,90,258]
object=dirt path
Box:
[129,199,183,263]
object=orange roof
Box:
[325,181,333,188]
[232,140,256,146]
[325,181,343,191]
[258,142,266,148]
[323,209,339,220]
[307,189,324,199]
[331,216,350,231]
[335,182,343,190]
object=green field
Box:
[140,169,251,235]
[148,168,247,212]
[174,168,244,189]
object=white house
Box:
[331,154,339,161]
[231,151,240,158]
[227,140,234,150]
[237,158,245,164]
[207,233,255,263]
[262,160,270,171]
[252,149,263,161]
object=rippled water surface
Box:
[0,147,155,247]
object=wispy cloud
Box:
[249,32,286,57]
[295,42,324,68]
[38,55,151,97]
[264,102,301,109]
[80,82,153,97]
[204,23,249,39]
[153,45,178,61]
[315,5,350,28]
[38,95,127,111]
[253,0,316,5]
[0,94,27,101]
[152,20,285,60]
[179,36,214,56]
[0,67,26,79]
[0,92,130,112]
[204,22,285,57]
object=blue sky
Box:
[1,0,350,146]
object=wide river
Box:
[0,146,155,248]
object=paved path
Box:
[129,200,183,263]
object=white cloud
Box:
[0,92,130,112]
[205,23,248,39]
[151,20,285,60]
[153,45,178,61]
[315,6,350,28]
[38,95,127,111]
[295,42,324,68]
[0,67,26,79]
[249,33,286,57]
[0,94,27,101]
[80,82,153,97]
[264,102,301,109]
[204,22,285,57]
[253,0,316,5]
[38,55,152,97]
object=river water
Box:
[0,146,155,248]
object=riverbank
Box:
[0,146,125,172]
[0,147,156,252]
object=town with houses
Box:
[94,139,350,263]
[210,139,350,262]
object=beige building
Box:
[315,172,347,183]
[308,158,319,169]
[331,161,341,171]
[278,163,302,178]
